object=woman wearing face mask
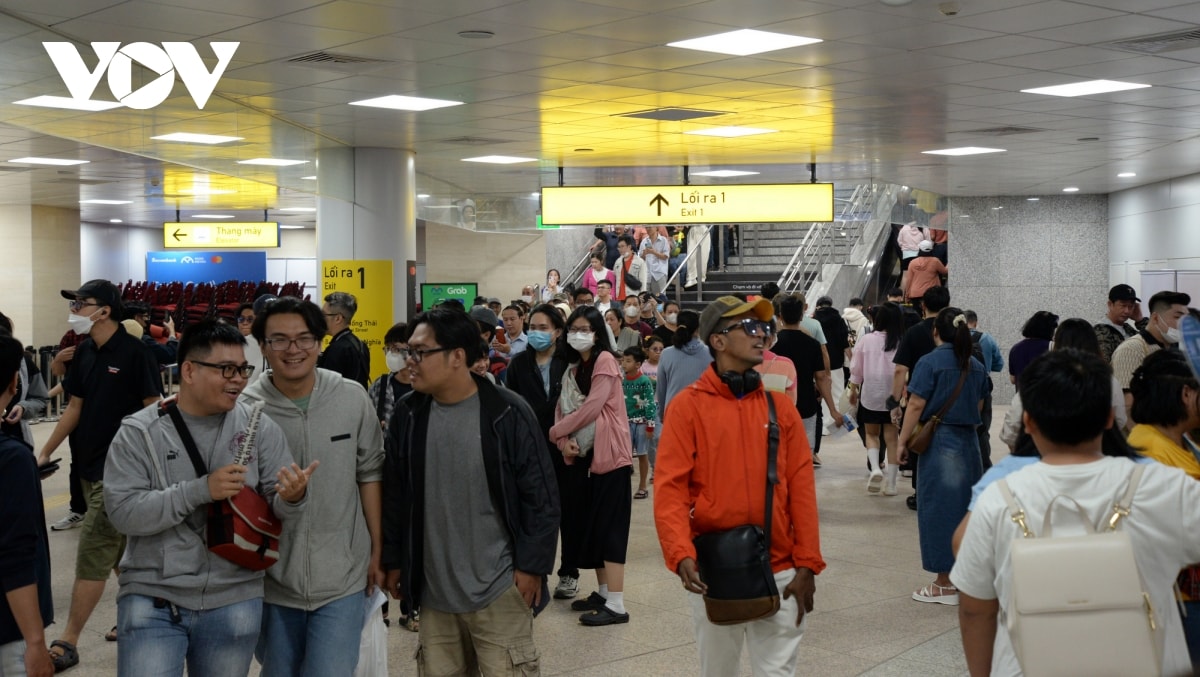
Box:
[605,309,640,352]
[621,301,653,338]
[549,306,633,626]
[504,305,586,601]
[541,269,562,302]
[652,301,681,344]
[367,322,413,434]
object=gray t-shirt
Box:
[422,393,514,613]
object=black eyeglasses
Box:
[265,335,318,351]
[68,300,99,313]
[717,319,774,338]
[190,360,255,379]
[407,346,452,363]
[236,316,255,324]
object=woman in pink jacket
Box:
[550,306,633,627]
[580,254,616,297]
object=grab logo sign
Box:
[43,41,239,110]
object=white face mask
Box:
[567,332,595,352]
[665,312,679,324]
[385,352,407,372]
[67,310,98,335]
[1160,315,1182,343]
[624,307,639,319]
[521,295,533,303]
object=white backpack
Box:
[996,464,1165,677]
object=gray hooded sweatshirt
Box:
[656,337,713,422]
[240,368,385,610]
[105,401,304,611]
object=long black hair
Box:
[1052,318,1101,356]
[672,310,701,349]
[561,305,613,395]
[875,302,905,353]
[934,307,973,369]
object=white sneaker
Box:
[882,466,899,496]
[554,575,579,599]
[51,511,85,531]
[867,470,883,494]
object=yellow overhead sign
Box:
[541,183,834,225]
[164,222,280,249]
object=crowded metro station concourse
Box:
[3,0,1200,675]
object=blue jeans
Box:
[257,592,363,677]
[116,594,261,677]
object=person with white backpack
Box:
[952,348,1200,677]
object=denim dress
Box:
[907,344,990,573]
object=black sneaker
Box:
[907,494,918,511]
[570,591,607,612]
[580,605,630,626]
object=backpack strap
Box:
[1106,463,1146,532]
[996,479,1033,538]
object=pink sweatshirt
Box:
[897,224,927,254]
[550,351,633,475]
[849,331,898,412]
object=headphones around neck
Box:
[715,363,762,397]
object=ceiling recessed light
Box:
[462,155,538,164]
[13,95,122,111]
[458,30,494,39]
[236,158,308,166]
[691,170,761,177]
[80,199,131,205]
[922,147,1006,156]
[109,219,123,223]
[300,176,317,180]
[1062,187,1080,192]
[1021,80,1150,98]
[1027,197,1040,201]
[279,225,304,229]
[685,127,776,138]
[667,29,821,56]
[151,132,243,144]
[417,194,430,198]
[1118,172,1137,178]
[350,95,463,111]
[992,206,1003,210]
[9,157,88,166]
[192,214,236,219]
[278,207,316,212]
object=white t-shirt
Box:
[951,456,1200,677]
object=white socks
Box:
[598,584,609,598]
[867,448,882,475]
[883,465,899,496]
[605,591,626,614]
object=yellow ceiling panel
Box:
[610,92,726,108]
[678,82,797,99]
[544,84,663,101]
[554,102,651,116]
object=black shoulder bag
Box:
[692,394,781,625]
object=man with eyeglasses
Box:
[654,296,823,677]
[103,319,312,676]
[317,292,370,390]
[234,303,265,384]
[34,280,162,672]
[240,297,385,676]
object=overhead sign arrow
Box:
[172,228,184,242]
[650,193,669,217]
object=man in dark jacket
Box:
[383,308,559,676]
[318,292,370,389]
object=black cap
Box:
[61,279,122,313]
[1108,284,1140,303]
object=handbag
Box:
[559,367,595,457]
[623,270,643,291]
[997,465,1163,676]
[907,365,969,455]
[691,395,781,625]
[167,403,283,571]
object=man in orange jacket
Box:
[654,296,824,677]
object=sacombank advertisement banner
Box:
[146,251,266,284]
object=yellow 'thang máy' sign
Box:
[321,260,394,384]
[164,222,279,249]
[540,183,834,225]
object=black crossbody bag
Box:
[692,394,781,625]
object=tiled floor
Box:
[33,407,1004,675]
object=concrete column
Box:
[0,205,80,346]
[315,147,416,323]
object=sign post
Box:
[540,183,834,225]
[321,260,393,384]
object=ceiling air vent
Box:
[438,136,512,146]
[1106,29,1200,55]
[49,178,114,185]
[285,52,393,72]
[964,126,1044,136]
[618,108,726,122]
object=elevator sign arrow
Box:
[541,183,834,225]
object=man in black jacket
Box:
[383,308,559,676]
[318,292,370,389]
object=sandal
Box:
[105,625,118,642]
[912,582,959,606]
[49,640,79,673]
[634,489,648,499]
[579,605,630,626]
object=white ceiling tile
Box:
[922,35,1074,62]
[948,1,1123,34]
[57,2,258,34]
[464,0,641,32]
[1025,14,1195,45]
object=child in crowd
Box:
[641,335,663,380]
[621,346,657,499]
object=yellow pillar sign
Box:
[321,260,393,384]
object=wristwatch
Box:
[886,395,902,411]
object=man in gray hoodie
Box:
[241,297,386,677]
[104,319,312,676]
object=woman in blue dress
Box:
[898,307,990,606]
